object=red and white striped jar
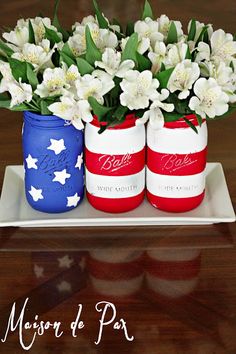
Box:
[147,115,207,212]
[85,115,145,213]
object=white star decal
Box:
[58,255,74,269]
[67,193,81,207]
[34,264,44,279]
[53,169,71,185]
[47,139,66,155]
[26,154,38,169]
[29,186,44,202]
[57,281,72,293]
[75,153,83,170]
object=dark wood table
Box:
[0,1,235,353]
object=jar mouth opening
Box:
[23,111,68,128]
[91,114,138,130]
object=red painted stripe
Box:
[164,115,206,129]
[147,190,205,213]
[86,190,145,213]
[145,254,201,280]
[85,147,145,176]
[147,147,207,176]
[91,114,137,129]
[88,256,144,280]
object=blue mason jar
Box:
[22,111,84,213]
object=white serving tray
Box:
[0,163,235,228]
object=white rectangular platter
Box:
[0,163,235,227]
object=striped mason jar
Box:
[146,115,208,212]
[85,115,145,213]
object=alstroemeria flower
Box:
[75,71,114,104]
[2,17,61,48]
[61,63,81,96]
[0,62,15,93]
[69,23,118,57]
[167,59,200,99]
[134,17,164,52]
[210,29,236,64]
[8,79,33,108]
[12,39,55,71]
[95,48,135,78]
[136,89,174,129]
[195,42,211,63]
[200,61,236,103]
[187,20,213,43]
[157,15,183,41]
[35,68,68,98]
[164,42,188,69]
[148,41,167,74]
[189,77,229,118]
[49,95,93,130]
[120,70,160,110]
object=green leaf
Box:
[234,34,236,41]
[76,57,94,75]
[111,105,128,121]
[121,32,138,64]
[60,52,76,67]
[185,45,192,59]
[88,96,114,120]
[53,0,70,41]
[85,26,102,66]
[40,100,51,115]
[44,25,62,44]
[112,18,123,33]
[28,20,35,44]
[126,22,134,36]
[166,22,178,44]
[160,62,166,71]
[9,58,27,82]
[61,42,75,59]
[11,103,31,111]
[0,40,14,57]
[26,63,38,89]
[187,19,196,41]
[184,117,198,133]
[155,67,174,89]
[0,94,10,108]
[196,115,203,127]
[93,0,109,28]
[163,111,183,122]
[142,0,154,20]
[136,52,151,71]
[195,26,208,46]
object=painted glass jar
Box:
[146,115,208,212]
[23,111,84,213]
[85,115,145,213]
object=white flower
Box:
[35,68,68,98]
[75,71,114,104]
[210,29,236,64]
[136,89,174,129]
[12,39,55,71]
[2,17,61,48]
[164,42,188,69]
[49,96,92,130]
[0,62,15,93]
[167,60,200,99]
[148,41,167,74]
[187,20,213,43]
[120,70,159,110]
[195,42,211,63]
[8,79,32,108]
[62,63,81,96]
[69,23,118,57]
[201,61,236,103]
[157,15,183,41]
[189,77,229,118]
[134,18,164,52]
[95,48,135,78]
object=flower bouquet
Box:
[0,0,235,213]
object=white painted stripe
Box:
[147,249,201,262]
[146,273,199,298]
[89,250,143,263]
[147,168,205,198]
[90,275,143,296]
[147,121,207,154]
[85,123,145,154]
[86,168,145,199]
